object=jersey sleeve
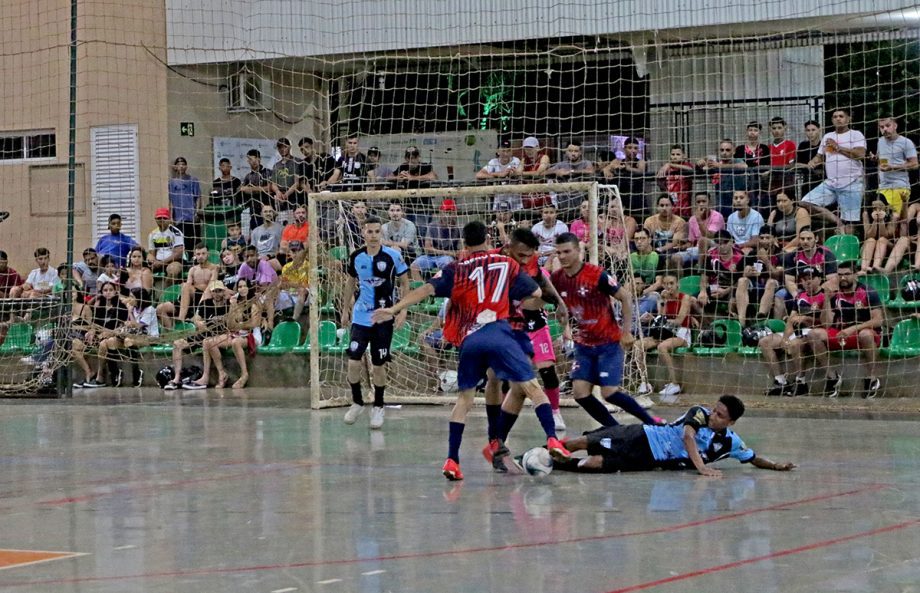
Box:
[681,406,709,431]
[728,432,756,463]
[428,264,456,298]
[346,252,358,278]
[597,270,620,297]
[509,271,539,301]
[391,249,409,276]
[866,286,882,308]
[823,249,838,275]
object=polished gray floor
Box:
[1,389,919,593]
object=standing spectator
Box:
[270,137,300,216]
[211,158,241,208]
[697,229,745,315]
[0,250,24,298]
[250,205,283,259]
[531,204,568,267]
[10,247,59,299]
[297,137,337,193]
[639,274,692,398]
[410,199,460,281]
[381,202,419,260]
[147,207,185,281]
[655,144,695,218]
[95,213,139,268]
[643,194,687,255]
[519,136,552,210]
[767,117,798,199]
[859,196,896,275]
[630,229,665,296]
[875,116,918,223]
[671,192,724,270]
[802,108,867,235]
[365,146,395,188]
[698,140,749,218]
[476,140,523,211]
[725,190,764,250]
[280,205,309,258]
[328,133,368,188]
[168,156,202,252]
[240,148,273,230]
[734,229,782,327]
[603,137,647,217]
[545,141,595,218]
[765,192,812,252]
[391,145,438,234]
[734,122,770,205]
[805,262,884,399]
[796,120,825,198]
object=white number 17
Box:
[468,262,509,303]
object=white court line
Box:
[271,588,298,593]
[316,578,342,585]
[362,570,387,576]
[113,545,136,550]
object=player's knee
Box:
[538,366,559,389]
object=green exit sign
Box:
[180,122,195,137]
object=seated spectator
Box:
[418,298,453,390]
[603,137,647,217]
[124,247,154,292]
[280,205,309,259]
[697,140,748,217]
[72,247,98,316]
[631,273,661,322]
[532,204,568,268]
[0,250,24,298]
[366,146,395,188]
[697,229,744,316]
[630,229,664,296]
[735,229,782,327]
[655,144,694,218]
[859,196,895,275]
[410,199,461,281]
[765,192,812,252]
[639,274,692,398]
[221,220,247,256]
[157,243,218,330]
[601,206,636,264]
[519,136,553,210]
[671,192,724,270]
[94,213,139,268]
[10,247,59,300]
[147,208,185,281]
[96,255,120,287]
[381,202,419,260]
[569,200,594,246]
[545,141,594,217]
[883,202,920,272]
[476,140,523,211]
[238,245,279,288]
[218,248,242,291]
[643,194,687,255]
[759,266,825,397]
[488,203,517,247]
[777,227,838,316]
[164,280,233,390]
[211,157,242,208]
[250,205,283,260]
[336,200,368,252]
[804,262,883,399]
[102,287,159,387]
[390,145,437,189]
[76,281,128,388]
[280,241,310,322]
[726,190,764,251]
[186,278,262,390]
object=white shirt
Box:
[26,268,59,292]
[818,129,866,189]
[148,225,184,262]
[484,157,523,211]
[134,305,160,337]
[532,220,569,255]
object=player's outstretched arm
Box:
[750,456,797,471]
[683,425,722,478]
[371,282,435,324]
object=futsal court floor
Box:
[0,388,919,593]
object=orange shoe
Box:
[482,439,500,463]
[546,437,572,462]
[442,458,464,481]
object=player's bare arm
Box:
[372,282,435,324]
[683,425,721,478]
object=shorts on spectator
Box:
[672,326,692,344]
[412,255,454,272]
[826,327,880,350]
[674,246,699,265]
[802,181,864,222]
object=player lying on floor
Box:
[553,395,796,477]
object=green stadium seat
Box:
[887,274,920,310]
[146,320,196,354]
[547,317,563,341]
[825,234,860,264]
[0,323,34,354]
[678,274,701,297]
[319,320,346,353]
[738,318,786,356]
[880,318,920,358]
[391,321,419,355]
[259,321,302,355]
[158,283,183,305]
[328,246,349,262]
[692,319,742,356]
[862,274,891,305]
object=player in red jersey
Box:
[550,232,661,432]
[373,221,571,480]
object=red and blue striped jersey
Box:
[429,252,537,347]
[486,247,543,331]
[551,263,622,346]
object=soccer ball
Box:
[521,447,553,476]
[438,370,459,393]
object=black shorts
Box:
[347,322,394,366]
[585,423,657,473]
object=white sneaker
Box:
[369,406,385,429]
[658,383,682,397]
[636,382,653,395]
[552,409,566,432]
[344,403,365,425]
[635,394,655,409]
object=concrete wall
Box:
[0,0,168,270]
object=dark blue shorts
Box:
[511,329,535,359]
[570,341,624,387]
[456,321,535,390]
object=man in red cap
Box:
[147,207,185,281]
[410,199,461,282]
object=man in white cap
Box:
[520,137,553,211]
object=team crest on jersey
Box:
[560,291,568,297]
[377,261,388,271]
[577,285,589,297]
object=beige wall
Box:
[167,63,327,192]
[0,0,167,272]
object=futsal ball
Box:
[438,370,459,393]
[521,447,554,476]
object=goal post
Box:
[306,181,647,409]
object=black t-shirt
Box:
[92,299,128,330]
[195,298,230,325]
[796,140,824,188]
[297,155,337,191]
[211,176,242,207]
[241,167,273,213]
[740,251,781,285]
[394,162,435,210]
[734,144,770,169]
[334,153,368,185]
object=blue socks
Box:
[606,390,656,424]
[576,396,618,426]
[448,421,465,462]
[534,403,557,439]
[486,404,501,440]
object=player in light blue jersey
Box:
[556,395,796,477]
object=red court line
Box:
[0,484,885,588]
[604,518,920,593]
